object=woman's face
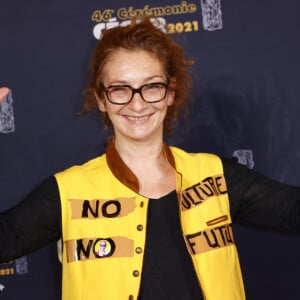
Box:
[97,49,174,144]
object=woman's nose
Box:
[128,91,147,111]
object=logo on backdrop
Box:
[0,256,28,276]
[91,0,223,39]
[232,149,255,169]
[200,0,222,31]
[0,87,15,134]
[0,256,29,291]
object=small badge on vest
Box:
[94,238,115,258]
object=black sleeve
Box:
[222,157,300,232]
[0,176,61,262]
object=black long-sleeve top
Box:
[0,157,300,299]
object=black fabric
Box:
[138,190,204,299]
[224,157,300,232]
[0,176,61,261]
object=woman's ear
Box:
[94,90,107,112]
[169,77,176,89]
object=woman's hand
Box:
[0,87,9,103]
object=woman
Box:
[1,17,300,300]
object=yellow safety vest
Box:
[55,144,245,300]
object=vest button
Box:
[137,224,143,231]
[133,270,140,277]
[135,247,143,254]
[129,295,134,300]
[140,201,144,208]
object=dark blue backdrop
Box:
[0,1,300,299]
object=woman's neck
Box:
[114,136,165,167]
[113,136,175,198]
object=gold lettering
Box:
[117,1,198,20]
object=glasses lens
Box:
[107,86,132,104]
[142,83,167,102]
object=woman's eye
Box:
[145,84,163,91]
[110,86,128,93]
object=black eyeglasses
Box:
[100,81,169,105]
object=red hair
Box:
[82,17,194,136]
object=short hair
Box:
[82,17,194,136]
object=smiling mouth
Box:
[124,114,153,123]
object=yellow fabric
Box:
[171,147,245,300]
[55,146,245,300]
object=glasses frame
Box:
[100,81,170,105]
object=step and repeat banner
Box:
[1,1,300,299]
